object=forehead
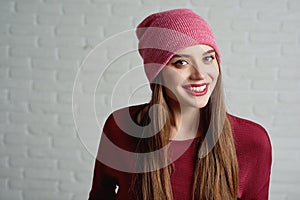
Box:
[177,44,214,54]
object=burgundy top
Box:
[88,104,272,200]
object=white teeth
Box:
[188,85,206,92]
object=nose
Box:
[189,64,205,80]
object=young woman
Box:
[88,9,272,200]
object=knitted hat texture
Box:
[136,8,220,83]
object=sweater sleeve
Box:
[88,160,118,200]
[252,126,272,200]
[228,114,272,200]
[88,114,118,200]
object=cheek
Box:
[162,68,183,89]
[208,63,220,80]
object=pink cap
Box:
[136,8,220,83]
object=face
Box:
[161,44,219,108]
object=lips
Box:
[182,83,209,96]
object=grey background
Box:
[0,0,300,199]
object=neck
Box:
[168,99,201,140]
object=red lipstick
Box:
[182,83,209,96]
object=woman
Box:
[88,9,272,200]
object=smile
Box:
[182,84,209,96]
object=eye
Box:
[173,59,188,66]
[203,55,215,63]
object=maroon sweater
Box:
[89,104,272,200]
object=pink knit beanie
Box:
[136,8,220,84]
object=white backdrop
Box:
[0,0,300,199]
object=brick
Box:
[0,24,9,35]
[56,69,77,81]
[9,179,57,191]
[112,3,154,17]
[56,25,104,37]
[0,45,8,58]
[32,58,79,69]
[227,67,277,80]
[226,90,277,103]
[10,68,56,81]
[232,19,281,32]
[0,167,23,179]
[0,67,8,78]
[16,2,63,15]
[240,0,287,10]
[209,7,257,20]
[0,189,22,200]
[0,112,8,123]
[63,3,110,15]
[272,174,300,184]
[253,104,277,117]
[278,92,300,104]
[273,114,300,126]
[33,80,74,92]
[0,101,28,112]
[0,89,8,100]
[73,194,91,200]
[28,147,80,161]
[52,135,80,148]
[15,2,40,13]
[23,191,72,200]
[0,1,14,12]
[274,150,299,161]
[24,168,73,181]
[4,133,51,146]
[60,181,90,193]
[271,183,300,197]
[57,93,72,103]
[0,13,35,25]
[9,112,57,124]
[85,16,131,36]
[282,44,300,55]
[249,32,297,44]
[1,57,30,68]
[0,35,37,46]
[282,20,300,33]
[38,36,85,47]
[58,160,89,172]
[10,46,56,59]
[27,123,74,136]
[0,145,27,157]
[191,0,239,7]
[270,125,299,137]
[9,157,57,169]
[288,0,300,11]
[258,10,298,21]
[0,157,8,168]
[29,102,71,114]
[252,80,300,91]
[74,171,92,183]
[232,42,281,55]
[58,47,87,59]
[57,115,75,126]
[256,55,298,68]
[9,88,56,103]
[0,179,7,189]
[10,25,54,36]
[279,68,300,79]
[37,14,84,26]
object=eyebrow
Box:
[172,49,216,59]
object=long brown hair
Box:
[131,60,238,200]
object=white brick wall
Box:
[0,0,299,199]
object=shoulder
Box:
[226,113,272,156]
[102,103,148,150]
[104,103,148,129]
